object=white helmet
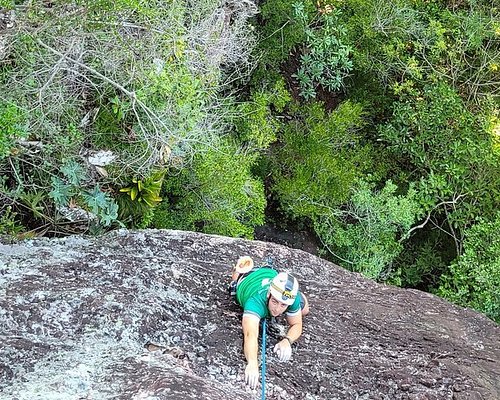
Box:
[269,272,299,306]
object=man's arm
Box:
[273,313,303,362]
[284,313,303,343]
[242,314,260,388]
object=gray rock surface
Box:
[0,229,499,399]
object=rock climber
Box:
[229,256,310,389]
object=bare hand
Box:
[244,362,259,389]
[273,339,292,362]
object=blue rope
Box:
[261,318,267,400]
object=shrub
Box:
[49,159,119,228]
[117,171,165,228]
[379,82,500,254]
[340,0,499,100]
[0,206,24,235]
[233,77,291,150]
[272,100,373,218]
[390,232,449,289]
[437,214,500,323]
[0,0,259,235]
[153,139,266,238]
[0,101,27,160]
[314,180,421,280]
[255,0,315,69]
[292,2,353,99]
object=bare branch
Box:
[406,194,467,238]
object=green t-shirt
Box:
[236,268,301,319]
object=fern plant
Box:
[48,160,119,228]
[82,185,119,227]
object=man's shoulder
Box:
[236,267,277,308]
[243,293,267,319]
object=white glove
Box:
[245,363,259,389]
[273,339,292,362]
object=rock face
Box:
[0,229,499,400]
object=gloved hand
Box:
[273,339,292,362]
[245,362,259,389]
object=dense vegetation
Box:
[1,0,498,323]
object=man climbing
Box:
[230,256,310,389]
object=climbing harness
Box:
[261,318,267,400]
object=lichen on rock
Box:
[0,229,499,399]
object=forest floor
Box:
[254,223,321,256]
[254,195,322,257]
[255,223,321,255]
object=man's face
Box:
[268,295,288,317]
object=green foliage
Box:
[48,159,88,207]
[315,180,421,280]
[91,53,210,178]
[382,83,474,176]
[49,177,73,207]
[0,102,27,160]
[48,160,119,228]
[60,159,87,187]
[341,0,424,83]
[270,99,417,279]
[1,0,258,235]
[0,206,24,235]
[117,171,165,228]
[260,0,500,323]
[272,100,374,218]
[91,97,127,150]
[82,186,119,227]
[0,0,14,8]
[255,0,315,69]
[138,61,207,134]
[490,110,500,156]
[119,171,164,207]
[54,124,85,158]
[437,214,500,323]
[390,233,449,288]
[153,140,266,238]
[234,78,291,150]
[292,3,353,99]
[19,190,47,222]
[376,82,500,296]
[380,82,500,227]
[340,0,499,99]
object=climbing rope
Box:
[261,318,267,400]
[261,257,273,399]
